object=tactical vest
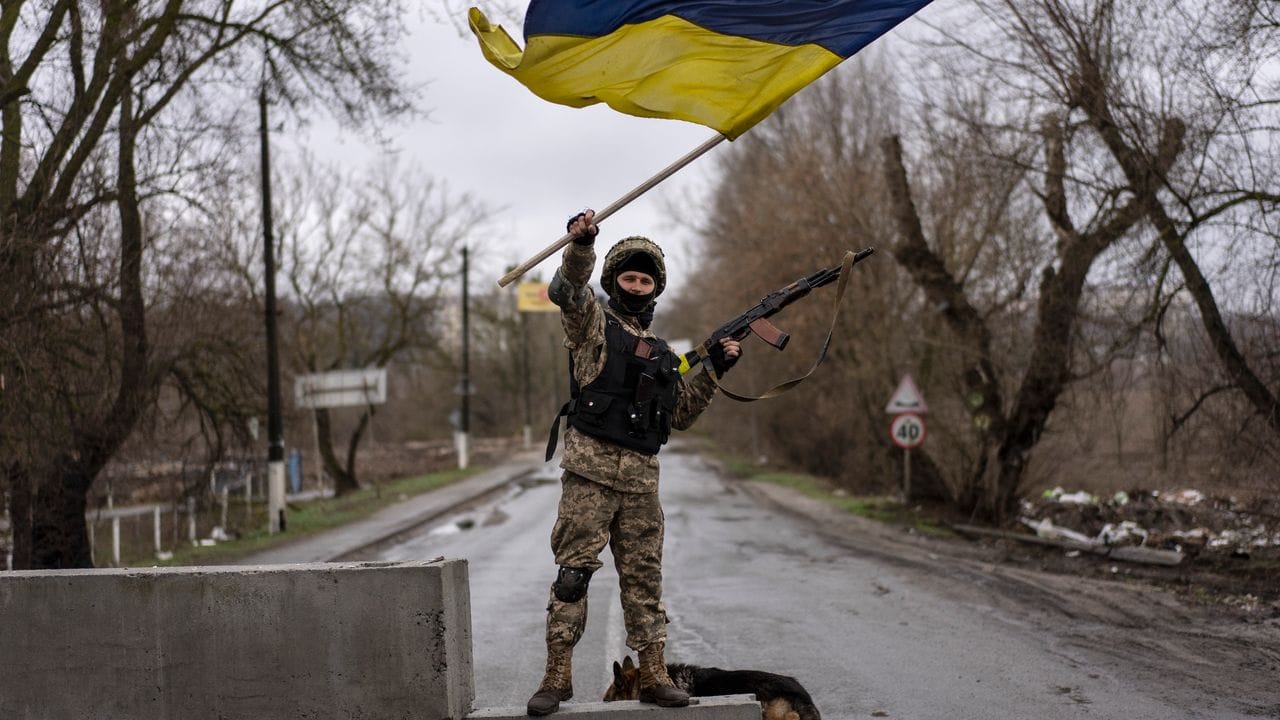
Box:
[546,314,680,459]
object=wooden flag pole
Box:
[497,132,728,287]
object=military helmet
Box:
[600,236,667,298]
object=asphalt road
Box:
[366,444,1273,719]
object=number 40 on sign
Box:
[890,412,926,450]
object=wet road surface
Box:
[369,445,1271,719]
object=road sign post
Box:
[886,374,928,503]
[294,368,388,493]
[889,412,927,501]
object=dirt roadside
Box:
[740,480,1280,718]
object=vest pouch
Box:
[575,389,613,428]
[655,406,672,439]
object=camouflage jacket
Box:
[555,241,717,493]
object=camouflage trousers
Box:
[545,471,667,652]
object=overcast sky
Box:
[290,11,730,300]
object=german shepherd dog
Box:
[604,656,821,720]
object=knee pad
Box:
[552,565,593,603]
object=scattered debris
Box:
[1097,521,1147,546]
[967,487,1280,606]
[952,523,1184,566]
[1021,486,1279,558]
[1021,517,1092,544]
[1042,487,1097,505]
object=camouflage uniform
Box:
[545,239,717,652]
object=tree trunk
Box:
[991,262,1089,519]
[1155,214,1278,431]
[21,73,154,569]
[28,461,94,568]
[1070,51,1277,431]
[7,463,33,569]
[315,408,359,496]
[881,135,1008,517]
[344,409,371,489]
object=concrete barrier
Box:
[468,695,763,720]
[0,559,473,720]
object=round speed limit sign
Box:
[890,413,927,449]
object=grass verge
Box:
[132,467,481,567]
[715,449,950,536]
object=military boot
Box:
[526,643,573,716]
[637,640,689,707]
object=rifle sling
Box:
[704,250,855,403]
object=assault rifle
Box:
[678,247,875,377]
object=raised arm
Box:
[548,210,602,347]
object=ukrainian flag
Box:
[469,0,935,139]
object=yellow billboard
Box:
[516,281,558,313]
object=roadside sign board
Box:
[294,368,387,409]
[890,412,927,449]
[516,282,558,313]
[886,374,928,414]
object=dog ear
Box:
[612,660,624,683]
[622,655,636,671]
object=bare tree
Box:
[271,154,477,495]
[0,0,415,568]
[880,115,1167,517]
[668,0,1276,520]
[962,0,1280,484]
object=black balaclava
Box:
[609,252,659,325]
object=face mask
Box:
[617,290,654,312]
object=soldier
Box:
[527,209,741,716]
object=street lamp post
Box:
[457,246,471,469]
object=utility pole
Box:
[260,85,286,533]
[457,246,471,469]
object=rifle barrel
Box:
[806,247,875,290]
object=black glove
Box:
[566,212,598,245]
[708,341,740,377]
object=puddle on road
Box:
[372,471,560,548]
[426,478,548,535]
[427,520,467,537]
[482,507,510,527]
[426,513,481,536]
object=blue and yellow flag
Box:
[469,0,935,139]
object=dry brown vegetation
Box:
[665,0,1280,519]
[1,0,417,568]
[4,0,1278,569]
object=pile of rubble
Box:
[1021,487,1280,559]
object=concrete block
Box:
[468,695,761,720]
[0,559,473,720]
